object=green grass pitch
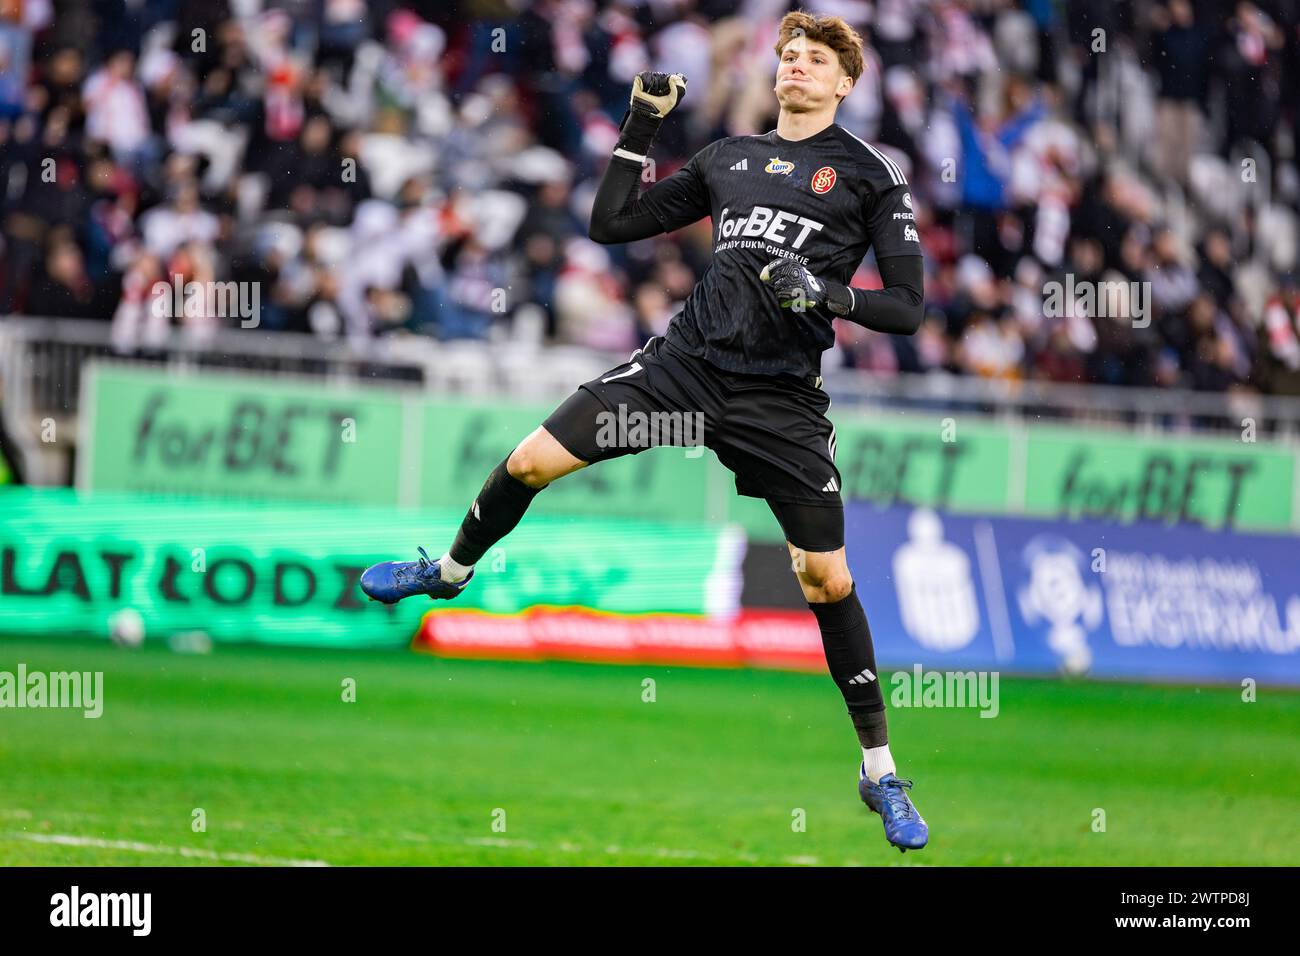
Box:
[1,638,1297,866]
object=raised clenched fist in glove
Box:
[629,72,687,120]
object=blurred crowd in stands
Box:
[2,0,1300,394]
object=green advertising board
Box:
[79,363,1299,537]
[79,364,411,504]
[0,488,734,646]
[829,414,1011,512]
[1023,427,1295,531]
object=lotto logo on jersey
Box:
[811,166,837,194]
[765,157,795,175]
[716,205,825,249]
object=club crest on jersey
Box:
[765,157,795,176]
[903,192,913,209]
[811,166,837,194]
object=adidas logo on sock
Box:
[472,500,481,521]
[848,668,877,685]
[730,158,748,171]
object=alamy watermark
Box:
[889,664,999,718]
[150,274,261,328]
[0,664,103,718]
[50,886,150,935]
[595,403,706,458]
[1043,274,1151,329]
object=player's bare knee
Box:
[508,429,584,488]
[506,442,549,489]
[793,549,853,603]
[803,570,853,604]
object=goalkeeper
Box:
[362,12,928,852]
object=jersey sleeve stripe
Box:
[871,146,906,186]
[841,128,907,186]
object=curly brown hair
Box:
[773,10,865,89]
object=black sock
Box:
[808,584,889,749]
[448,457,545,566]
[850,708,889,751]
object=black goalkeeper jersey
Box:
[638,124,921,379]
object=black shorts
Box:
[543,335,844,551]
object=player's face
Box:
[774,37,852,113]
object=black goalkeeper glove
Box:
[615,72,688,160]
[629,72,687,119]
[760,259,853,316]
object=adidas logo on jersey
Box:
[730,158,748,171]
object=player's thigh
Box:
[535,378,669,474]
[768,498,846,556]
[543,338,715,464]
[769,499,852,601]
[715,379,841,506]
[532,385,624,473]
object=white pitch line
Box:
[4,832,329,867]
[464,836,536,849]
[3,812,829,866]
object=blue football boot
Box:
[360,547,474,604]
[859,764,929,853]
